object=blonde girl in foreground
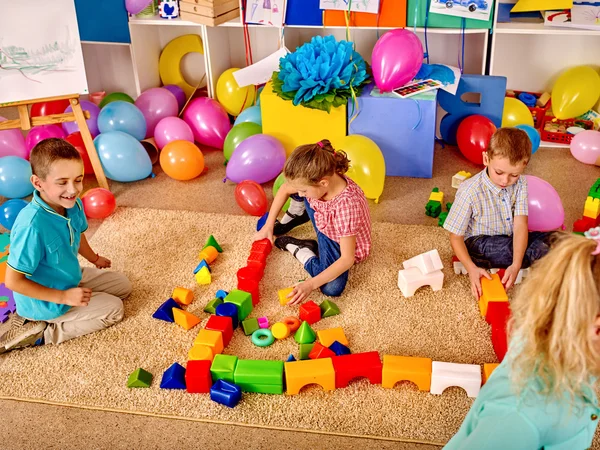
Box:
[445,231,600,449]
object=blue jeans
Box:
[465,232,554,270]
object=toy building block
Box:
[491,324,509,362]
[172,287,194,305]
[331,352,382,389]
[299,300,322,325]
[284,358,336,395]
[308,342,336,359]
[152,298,182,322]
[242,318,259,336]
[195,266,212,285]
[271,322,290,340]
[278,287,293,305]
[160,363,186,389]
[574,216,597,233]
[224,289,253,321]
[210,354,238,383]
[127,368,153,388]
[483,363,499,384]
[257,316,269,329]
[188,344,214,361]
[210,380,242,408]
[319,300,340,318]
[286,354,296,362]
[425,199,442,218]
[438,212,449,227]
[185,359,212,394]
[203,235,223,253]
[430,361,481,398]
[215,290,228,300]
[402,249,443,275]
[239,281,259,307]
[194,329,224,355]
[452,171,472,189]
[247,251,268,271]
[216,302,239,329]
[173,308,201,331]
[398,267,444,297]
[294,321,316,344]
[329,341,351,356]
[382,355,432,391]
[198,246,218,264]
[584,197,600,219]
[205,315,233,347]
[589,178,600,199]
[452,256,468,275]
[299,343,315,360]
[478,273,508,316]
[233,359,284,394]
[193,260,211,275]
[251,238,272,255]
[317,327,348,347]
[282,316,301,332]
[486,302,511,361]
[429,187,444,203]
[204,297,223,314]
[237,266,262,288]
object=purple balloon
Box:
[525,175,565,232]
[63,101,100,137]
[25,125,66,152]
[125,0,152,14]
[0,116,28,159]
[372,29,424,92]
[163,85,186,111]
[135,88,178,139]
[183,97,232,150]
[226,134,286,184]
[570,130,600,165]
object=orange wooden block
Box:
[479,274,508,316]
[173,308,201,330]
[382,355,432,391]
[194,328,224,355]
[324,0,406,28]
[172,287,194,305]
[198,246,218,264]
[483,363,499,384]
[188,344,214,361]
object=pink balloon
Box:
[135,88,179,139]
[372,29,424,92]
[183,97,232,150]
[525,175,565,232]
[0,116,28,159]
[63,100,101,137]
[25,125,66,152]
[570,130,600,165]
[154,117,194,150]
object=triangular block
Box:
[308,342,336,359]
[152,298,182,323]
[204,235,223,253]
[286,354,296,362]
[127,368,153,388]
[294,321,316,344]
[204,298,223,314]
[195,266,212,285]
[329,340,351,356]
[319,300,340,318]
[160,363,186,389]
[173,308,201,330]
[194,260,211,274]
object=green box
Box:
[235,382,284,394]
[224,289,253,321]
[242,318,259,336]
[299,343,315,360]
[407,0,494,29]
[234,359,284,393]
[210,354,238,383]
[204,298,223,314]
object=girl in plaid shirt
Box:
[254,139,372,304]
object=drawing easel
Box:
[0,94,109,190]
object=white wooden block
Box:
[398,267,444,297]
[452,171,472,189]
[430,361,481,398]
[402,249,443,275]
[453,260,468,275]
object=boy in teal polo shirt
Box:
[2,138,131,353]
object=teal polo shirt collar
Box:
[31,191,87,244]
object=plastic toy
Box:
[452,171,472,189]
[317,327,348,347]
[382,355,432,391]
[330,352,382,388]
[425,188,443,218]
[236,266,262,294]
[215,303,239,329]
[319,300,340,318]
[438,203,452,227]
[308,342,336,359]
[194,329,224,355]
[486,301,510,362]
[233,359,285,394]
[193,260,210,275]
[210,380,242,408]
[398,267,444,297]
[127,368,153,388]
[299,343,315,360]
[160,363,186,389]
[204,297,223,314]
[452,256,468,275]
[224,289,253,321]
[195,266,212,285]
[172,308,201,330]
[329,341,351,356]
[282,316,301,332]
[284,358,336,395]
[294,321,316,344]
[286,354,296,362]
[185,359,213,394]
[585,197,600,219]
[403,249,443,275]
[252,238,272,255]
[271,322,291,340]
[430,361,481,398]
[215,289,228,300]
[210,354,238,383]
[198,246,218,264]
[278,287,293,305]
[257,213,268,232]
[429,187,444,203]
[247,250,268,269]
[205,315,234,347]
[242,318,259,335]
[203,235,223,253]
[258,316,269,328]
[483,363,499,384]
[188,344,214,361]
[152,298,182,322]
[478,273,508,316]
[172,287,194,306]
[251,328,275,347]
[299,300,321,325]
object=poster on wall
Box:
[429,0,493,22]
[245,0,287,26]
[319,0,381,14]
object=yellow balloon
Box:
[502,97,534,128]
[216,68,256,116]
[552,66,600,120]
[339,135,386,203]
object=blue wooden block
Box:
[438,74,507,145]
[152,298,181,322]
[286,354,296,362]
[349,84,437,178]
[329,341,351,356]
[285,0,323,25]
[210,379,242,408]
[216,302,239,329]
[215,290,229,300]
[194,260,211,275]
[160,362,186,389]
[256,213,268,232]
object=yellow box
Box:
[317,327,348,347]
[479,274,508,316]
[261,81,347,156]
[284,358,335,395]
[194,329,224,355]
[278,287,293,306]
[382,355,432,391]
[584,196,600,219]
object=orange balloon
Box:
[160,140,204,181]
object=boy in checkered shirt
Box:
[444,128,553,299]
[254,139,372,304]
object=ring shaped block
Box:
[251,329,275,347]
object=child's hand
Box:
[94,255,111,269]
[287,280,314,305]
[468,267,492,299]
[61,287,92,307]
[502,264,521,290]
[253,225,274,244]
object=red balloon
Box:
[65,132,94,175]
[234,180,267,217]
[31,99,71,117]
[81,188,116,219]
[456,115,497,165]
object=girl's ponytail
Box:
[319,139,349,175]
[284,139,351,183]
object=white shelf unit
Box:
[81,42,138,99]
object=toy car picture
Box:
[440,0,488,12]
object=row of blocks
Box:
[573,178,600,233]
[452,256,530,285]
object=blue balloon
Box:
[0,156,33,199]
[234,105,262,127]
[98,101,147,140]
[516,124,540,155]
[94,131,152,182]
[0,199,28,230]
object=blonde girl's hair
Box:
[509,232,600,406]
[283,139,350,184]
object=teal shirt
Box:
[7,191,88,321]
[445,352,600,450]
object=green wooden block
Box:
[235,382,284,394]
[242,318,259,335]
[294,321,316,344]
[425,200,441,218]
[299,343,315,360]
[203,234,223,253]
[204,298,223,314]
[210,354,238,383]
[319,300,340,318]
[589,179,600,199]
[224,289,253,321]
[234,359,284,390]
[127,368,152,388]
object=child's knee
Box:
[320,279,346,297]
[114,273,133,299]
[103,297,125,326]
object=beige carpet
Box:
[0,207,499,445]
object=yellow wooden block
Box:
[483,363,499,384]
[188,344,214,361]
[195,267,212,285]
[194,329,224,355]
[261,81,346,156]
[284,358,336,395]
[584,197,600,219]
[457,170,472,178]
[479,274,508,316]
[173,308,201,330]
[198,246,218,264]
[317,327,348,347]
[429,191,444,203]
[271,322,290,340]
[172,287,194,305]
[278,287,293,305]
[382,355,432,391]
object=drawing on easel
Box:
[0,0,88,105]
[246,0,286,26]
[319,0,380,14]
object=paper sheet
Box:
[233,47,289,88]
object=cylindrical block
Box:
[271,322,290,340]
[198,245,218,264]
[215,302,239,329]
[172,287,194,305]
[188,344,214,361]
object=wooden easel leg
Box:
[70,99,109,190]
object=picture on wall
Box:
[245,0,287,26]
[319,0,381,14]
[429,0,493,22]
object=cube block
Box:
[186,359,212,393]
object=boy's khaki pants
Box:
[43,268,132,345]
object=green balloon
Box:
[223,122,262,162]
[99,92,135,109]
[273,172,290,212]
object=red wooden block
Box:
[308,342,336,360]
[247,252,267,272]
[491,326,508,362]
[299,300,321,325]
[574,216,598,233]
[331,352,382,388]
[451,255,459,263]
[205,315,234,347]
[251,238,272,256]
[237,280,260,306]
[496,269,506,281]
[185,360,212,393]
[485,301,510,328]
